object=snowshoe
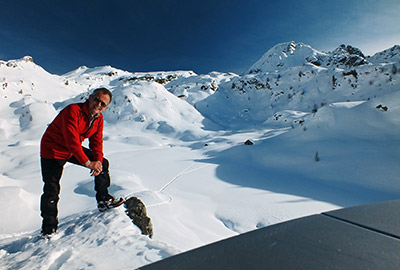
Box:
[98,196,125,212]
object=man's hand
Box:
[85,161,103,176]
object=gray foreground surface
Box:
[139,200,400,270]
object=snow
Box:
[0,41,399,269]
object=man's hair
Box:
[91,87,113,103]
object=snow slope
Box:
[0,41,399,269]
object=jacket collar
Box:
[83,100,99,121]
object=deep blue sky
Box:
[1,0,399,75]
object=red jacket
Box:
[40,101,104,164]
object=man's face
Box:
[89,92,110,116]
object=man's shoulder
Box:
[62,102,86,113]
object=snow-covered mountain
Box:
[0,41,399,269]
[368,44,400,64]
[246,41,369,74]
[197,41,400,129]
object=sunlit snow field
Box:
[1,42,399,269]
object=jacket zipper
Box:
[87,114,98,134]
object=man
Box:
[40,87,124,236]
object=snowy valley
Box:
[0,41,399,269]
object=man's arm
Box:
[87,115,104,176]
[60,105,90,164]
[89,116,104,163]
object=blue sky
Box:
[1,0,399,75]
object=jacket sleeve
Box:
[89,117,104,163]
[60,105,89,164]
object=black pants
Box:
[40,147,111,233]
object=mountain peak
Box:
[21,56,34,63]
[246,41,326,74]
[332,44,365,58]
[0,56,54,75]
[326,44,368,67]
[273,41,307,54]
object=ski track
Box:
[125,162,211,208]
[158,162,211,192]
[158,163,197,192]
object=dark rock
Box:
[244,140,254,145]
[376,104,388,111]
[124,197,153,238]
